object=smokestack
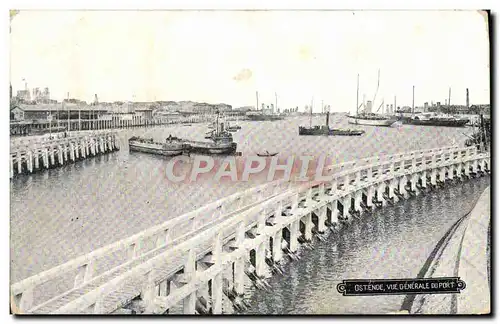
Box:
[466,88,470,108]
[412,86,415,115]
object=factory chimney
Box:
[466,88,470,108]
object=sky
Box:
[10,10,490,112]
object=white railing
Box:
[11,145,481,312]
[10,131,118,151]
[48,145,489,314]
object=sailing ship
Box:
[128,136,189,156]
[348,71,397,127]
[246,91,284,121]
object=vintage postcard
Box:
[9,10,491,315]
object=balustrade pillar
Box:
[399,176,408,197]
[342,195,351,217]
[289,220,299,253]
[354,190,362,212]
[50,147,55,166]
[273,230,283,262]
[255,241,266,277]
[377,183,386,205]
[183,249,197,314]
[233,222,246,295]
[58,145,63,165]
[367,167,373,181]
[317,205,327,233]
[303,212,313,241]
[211,273,223,314]
[366,186,375,207]
[69,143,75,161]
[34,147,39,169]
[330,179,338,195]
[448,165,454,180]
[430,169,437,185]
[330,200,339,224]
[439,168,447,182]
[421,171,427,188]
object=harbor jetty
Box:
[10,131,119,179]
[10,145,490,314]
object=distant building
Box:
[16,90,31,101]
[11,103,108,121]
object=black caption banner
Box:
[337,277,466,296]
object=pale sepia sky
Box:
[10,10,490,112]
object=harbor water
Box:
[241,175,490,314]
[10,115,485,313]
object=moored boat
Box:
[348,70,397,127]
[409,113,469,127]
[185,138,237,155]
[128,136,189,156]
[347,113,398,127]
[257,151,278,157]
[192,111,238,154]
[299,105,365,136]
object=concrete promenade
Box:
[406,186,490,314]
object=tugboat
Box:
[299,106,365,136]
[188,111,237,154]
[128,136,189,156]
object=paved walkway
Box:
[407,186,490,315]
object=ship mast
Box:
[372,69,380,113]
[310,97,313,128]
[256,91,259,111]
[412,85,415,115]
[275,92,278,115]
[66,92,70,132]
[448,87,452,113]
[356,74,359,116]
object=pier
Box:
[10,145,490,314]
[10,131,120,179]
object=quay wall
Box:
[404,186,490,314]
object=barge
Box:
[128,136,189,156]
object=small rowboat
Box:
[257,151,278,157]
